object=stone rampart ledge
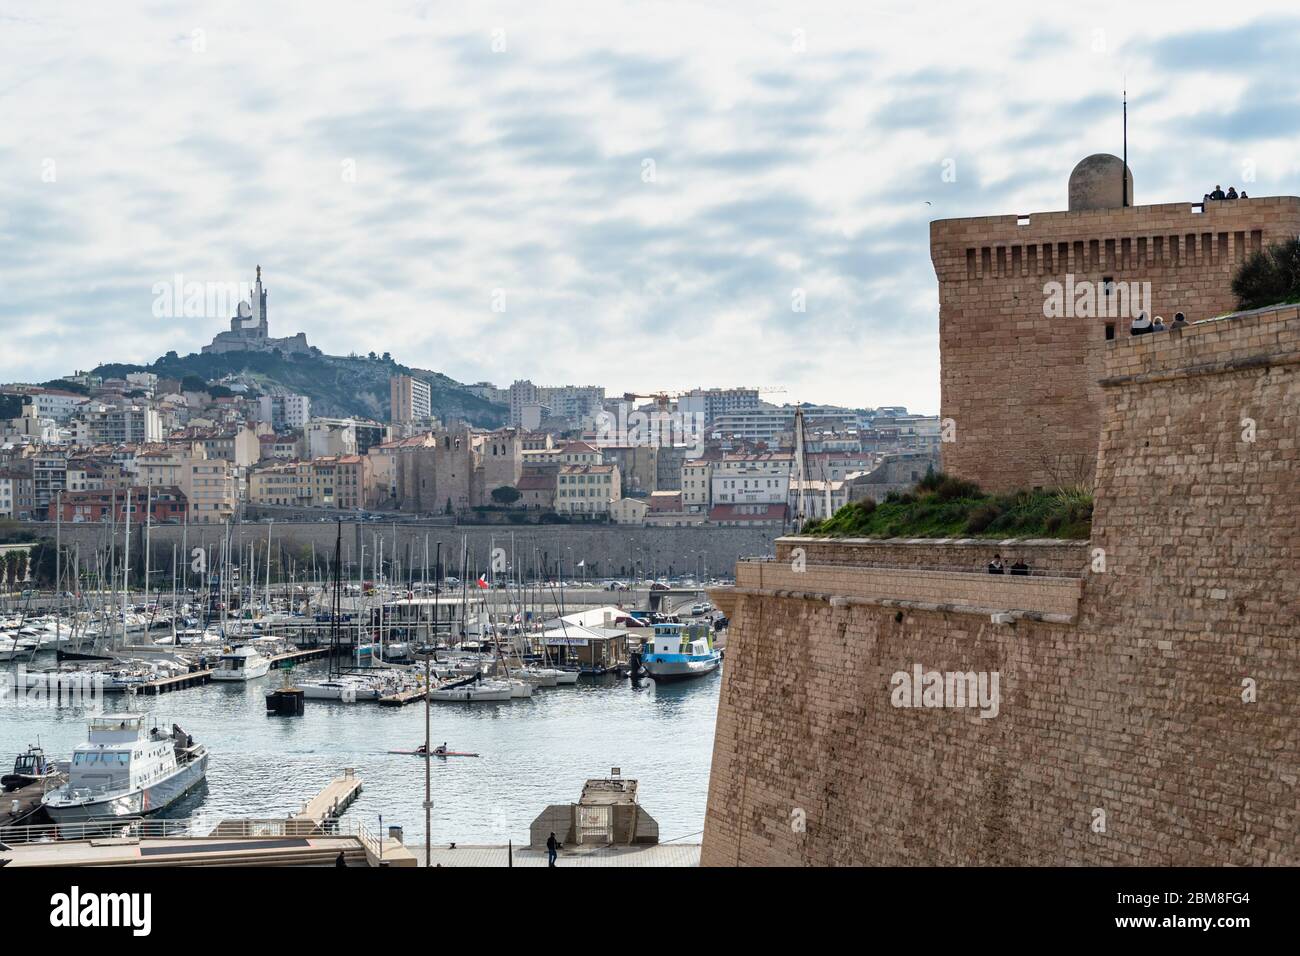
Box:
[1102,302,1300,385]
[1099,348,1300,388]
[779,535,1089,547]
[733,561,1083,620]
[770,537,1089,578]
[715,585,1076,626]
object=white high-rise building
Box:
[258,393,311,429]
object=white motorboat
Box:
[497,678,534,698]
[0,636,38,661]
[298,675,383,701]
[211,645,273,681]
[428,679,513,702]
[514,667,560,687]
[41,714,208,824]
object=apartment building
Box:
[321,455,370,510]
[559,441,602,467]
[258,393,311,430]
[58,486,188,524]
[181,458,238,524]
[508,380,604,428]
[0,472,15,518]
[555,463,621,518]
[710,452,793,507]
[708,404,797,446]
[65,460,107,492]
[248,461,310,507]
[24,389,89,422]
[31,452,67,515]
[681,457,715,514]
[390,375,432,423]
[248,455,371,510]
[678,387,761,425]
[74,405,163,445]
[303,418,391,459]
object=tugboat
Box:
[640,622,722,682]
[2,744,59,791]
[41,714,208,823]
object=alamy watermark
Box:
[1,666,106,710]
[151,274,260,323]
[593,407,704,455]
[890,663,1000,718]
[1043,275,1150,320]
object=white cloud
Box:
[3,1,1299,414]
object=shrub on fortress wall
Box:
[1232,237,1300,310]
[803,474,1092,539]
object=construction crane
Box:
[621,385,788,408]
[621,390,683,409]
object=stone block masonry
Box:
[932,195,1300,492]
[702,303,1299,866]
[23,521,777,583]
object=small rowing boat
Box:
[388,748,480,758]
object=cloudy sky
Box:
[3,2,1299,413]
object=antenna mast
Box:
[1122,84,1129,207]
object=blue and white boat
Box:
[41,714,208,824]
[640,623,722,682]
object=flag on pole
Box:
[476,574,489,589]
[577,560,585,568]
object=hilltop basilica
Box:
[201,266,311,355]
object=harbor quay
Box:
[0,767,703,867]
[1,556,725,865]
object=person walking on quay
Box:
[335,850,347,867]
[547,832,559,867]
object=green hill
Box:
[94,349,506,426]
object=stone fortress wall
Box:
[701,262,1299,864]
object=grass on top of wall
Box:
[800,472,1093,540]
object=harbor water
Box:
[0,658,720,845]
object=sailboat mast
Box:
[121,488,132,649]
[55,490,62,653]
[143,486,152,613]
[265,519,273,612]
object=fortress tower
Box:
[930,157,1300,490]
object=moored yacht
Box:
[428,676,514,702]
[41,714,208,823]
[0,635,38,661]
[211,645,273,681]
